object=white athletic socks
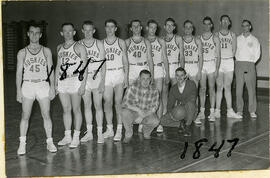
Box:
[17,136,26,155]
[80,124,93,142]
[58,130,72,146]
[46,138,57,153]
[97,126,104,144]
[103,124,114,138]
[69,130,80,148]
[113,124,123,141]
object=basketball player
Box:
[79,21,106,144]
[146,19,169,133]
[55,23,87,148]
[195,16,221,124]
[16,23,57,155]
[103,19,129,141]
[182,20,203,87]
[215,15,241,119]
[162,17,184,117]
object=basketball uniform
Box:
[165,35,180,78]
[218,31,234,72]
[80,39,102,90]
[151,38,165,79]
[57,42,82,93]
[127,37,149,82]
[201,34,216,74]
[22,46,50,100]
[183,37,199,77]
[104,38,124,87]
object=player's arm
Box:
[253,37,261,63]
[44,47,55,100]
[76,43,88,86]
[159,38,170,81]
[97,40,106,91]
[16,49,25,103]
[195,36,203,73]
[231,32,237,56]
[145,39,154,80]
[177,35,185,68]
[122,86,142,113]
[54,45,62,93]
[213,33,221,72]
[119,39,129,87]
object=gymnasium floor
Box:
[4,72,270,177]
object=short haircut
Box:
[139,69,151,77]
[61,22,74,29]
[130,19,142,26]
[242,19,253,31]
[183,20,193,27]
[220,14,231,22]
[82,20,95,29]
[147,19,158,26]
[28,22,42,33]
[175,67,186,75]
[105,19,117,27]
[165,17,176,26]
[203,16,213,25]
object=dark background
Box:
[2,0,269,87]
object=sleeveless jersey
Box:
[150,38,162,65]
[219,31,233,58]
[201,34,216,61]
[183,37,199,63]
[58,42,82,78]
[23,46,47,81]
[127,37,148,65]
[165,35,180,64]
[81,39,101,73]
[104,38,123,70]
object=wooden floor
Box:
[4,72,270,177]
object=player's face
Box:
[27,26,42,43]
[61,25,76,41]
[105,22,117,36]
[184,22,193,36]
[164,21,175,34]
[175,70,186,85]
[140,73,151,88]
[147,23,157,36]
[203,19,212,32]
[242,22,251,33]
[82,24,95,39]
[221,17,230,29]
[131,21,142,35]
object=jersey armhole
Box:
[96,40,100,53]
[118,38,123,51]
[73,42,82,58]
[126,38,131,49]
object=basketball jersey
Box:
[127,37,148,65]
[81,39,101,73]
[165,35,180,64]
[150,38,162,65]
[183,37,199,63]
[219,31,233,58]
[201,34,216,61]
[58,42,82,78]
[104,38,123,70]
[23,46,47,81]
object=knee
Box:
[199,86,206,94]
[62,105,72,114]
[94,102,102,112]
[21,111,31,121]
[72,105,81,114]
[41,110,51,120]
[216,83,223,91]
[224,83,231,91]
[104,100,113,111]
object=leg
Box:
[215,72,224,118]
[155,78,164,132]
[199,73,207,115]
[224,71,234,109]
[162,80,169,115]
[103,86,114,138]
[122,108,137,143]
[235,62,245,113]
[141,114,159,138]
[92,89,104,143]
[208,72,216,120]
[244,63,257,114]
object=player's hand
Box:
[196,71,202,81]
[78,85,85,96]
[98,81,105,94]
[16,89,23,103]
[123,78,129,89]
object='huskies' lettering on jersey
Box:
[201,35,216,60]
[104,38,123,69]
[127,37,148,64]
[219,32,233,58]
[183,37,199,63]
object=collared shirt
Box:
[235,33,261,63]
[178,82,186,93]
[122,82,159,112]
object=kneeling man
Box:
[122,70,160,143]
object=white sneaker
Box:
[208,112,216,122]
[69,137,80,148]
[58,136,72,146]
[46,140,57,153]
[214,109,221,118]
[194,116,202,124]
[113,131,122,141]
[250,112,257,118]
[17,142,26,155]
[103,129,114,138]
[227,109,242,119]
[97,134,104,144]
[197,111,205,120]
[237,112,243,118]
[80,131,93,142]
[156,125,164,132]
[138,124,143,133]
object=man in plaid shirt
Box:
[122,70,160,143]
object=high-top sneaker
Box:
[103,125,114,138]
[113,124,123,141]
[80,124,93,142]
[58,130,72,146]
[138,124,143,133]
[97,127,104,144]
[17,136,26,155]
[69,130,80,148]
[46,138,57,153]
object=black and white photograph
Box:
[1,0,269,177]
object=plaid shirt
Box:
[122,82,159,112]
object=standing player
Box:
[196,16,221,124]
[182,20,203,87]
[162,17,184,119]
[55,23,87,148]
[103,19,129,141]
[215,15,241,118]
[126,19,154,84]
[16,23,57,155]
[146,19,169,132]
[79,21,106,144]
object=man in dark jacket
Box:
[160,67,197,136]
